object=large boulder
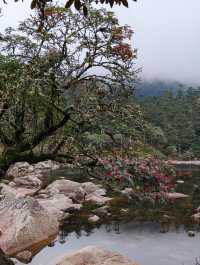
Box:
[0,196,59,255]
[0,177,42,199]
[34,160,61,173]
[6,160,61,181]
[81,182,105,194]
[56,246,138,265]
[6,162,34,179]
[5,160,62,196]
[0,183,38,198]
[5,163,42,195]
[12,174,42,189]
[45,179,81,196]
[5,162,110,204]
[0,184,20,199]
[82,182,111,205]
[44,180,111,205]
[38,193,81,221]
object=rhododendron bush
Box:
[99,157,175,201]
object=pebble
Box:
[188,230,195,237]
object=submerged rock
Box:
[55,246,138,265]
[0,196,59,256]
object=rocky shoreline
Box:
[0,161,113,263]
[0,160,198,265]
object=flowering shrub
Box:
[111,25,135,60]
[111,44,134,60]
[99,157,175,199]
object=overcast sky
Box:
[1,0,200,84]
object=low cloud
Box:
[1,0,200,85]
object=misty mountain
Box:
[134,80,188,98]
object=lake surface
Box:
[15,167,200,265]
[15,222,200,265]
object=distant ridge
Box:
[134,80,188,98]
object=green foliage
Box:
[81,133,110,146]
[0,6,140,168]
[140,87,200,158]
[145,124,167,146]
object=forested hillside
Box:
[140,86,200,159]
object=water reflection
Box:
[14,168,200,265]
[15,221,200,265]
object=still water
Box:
[15,222,200,265]
[15,168,200,265]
